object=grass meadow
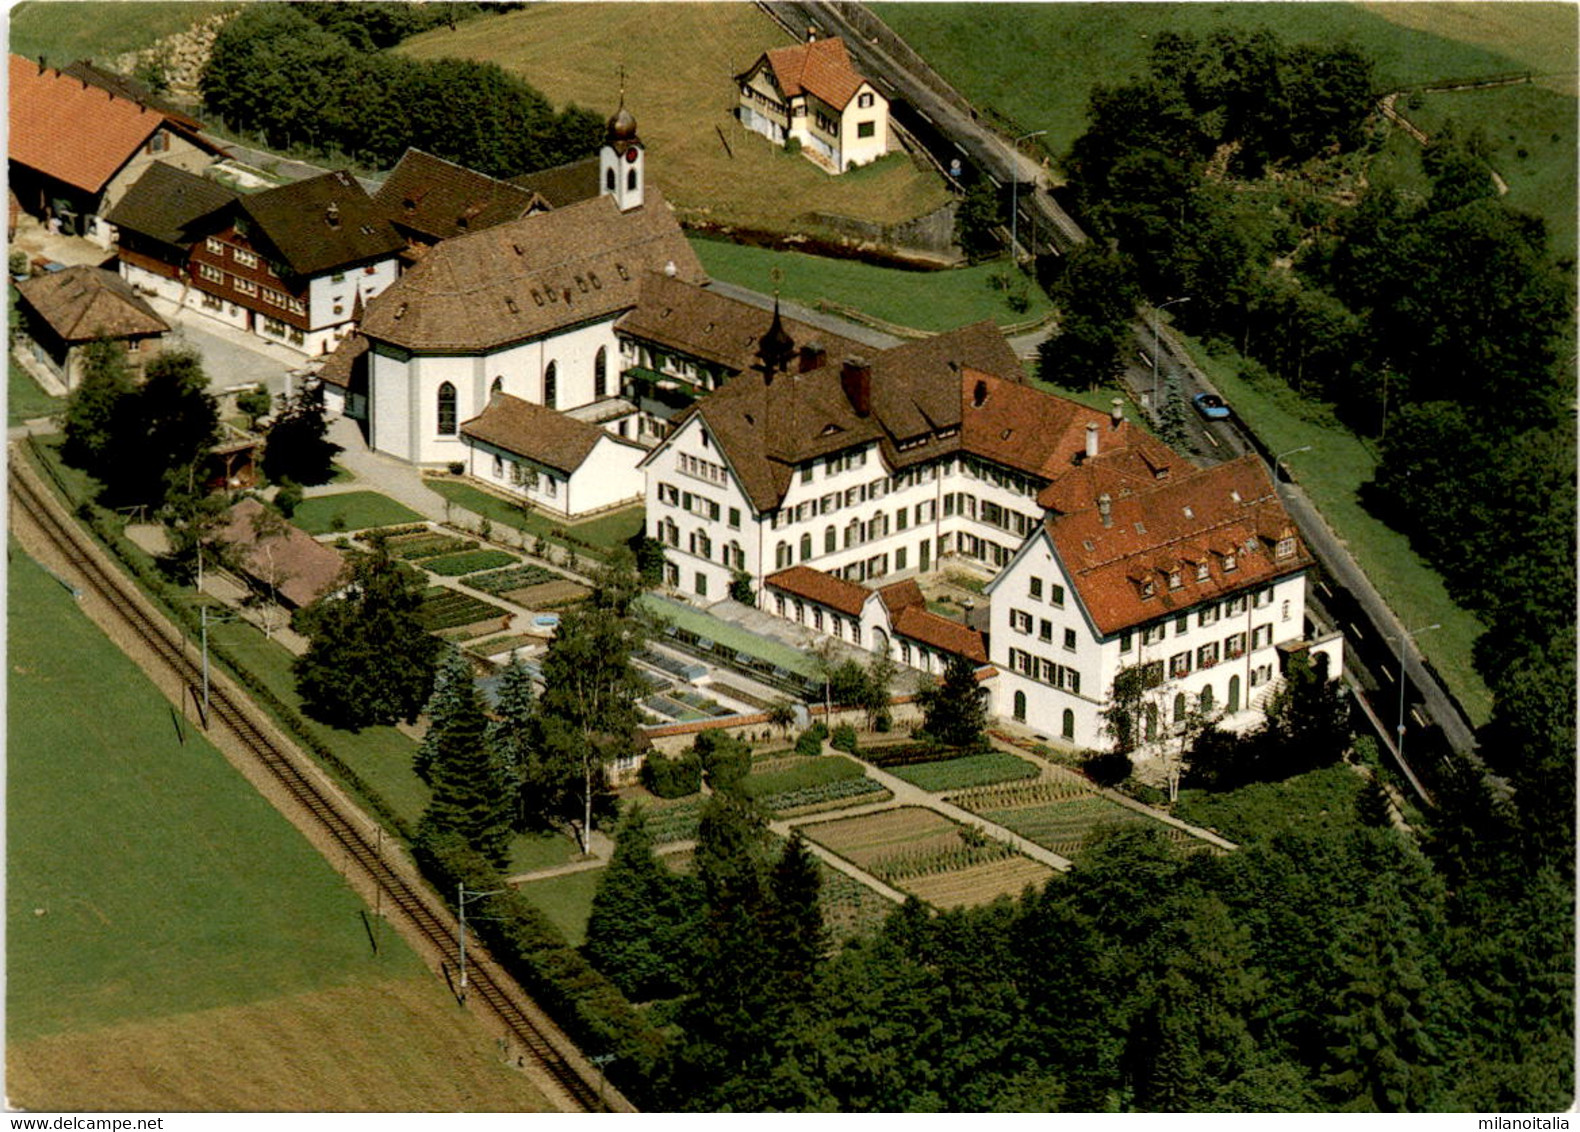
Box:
[8,1,237,65]
[691,240,1052,333]
[399,3,951,236]
[1173,763,1367,846]
[290,491,424,536]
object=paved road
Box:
[705,279,901,351]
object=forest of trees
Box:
[200,2,603,177]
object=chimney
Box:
[798,341,826,373]
[1085,421,1099,459]
[37,56,45,75]
[841,356,872,417]
[1111,397,1124,429]
[807,25,817,41]
[325,202,341,228]
[971,379,988,408]
[1098,492,1112,528]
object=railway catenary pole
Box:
[458,883,503,1001]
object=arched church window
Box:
[544,361,557,409]
[437,381,457,435]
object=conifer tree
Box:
[584,804,692,1000]
[417,648,512,868]
[765,831,827,1002]
[916,653,988,749]
[486,653,543,829]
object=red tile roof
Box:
[761,37,869,111]
[1047,455,1313,635]
[890,604,988,664]
[765,565,870,617]
[9,55,170,192]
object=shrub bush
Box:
[794,721,829,758]
[830,722,858,753]
[1085,749,1133,788]
[695,730,751,793]
[640,751,702,798]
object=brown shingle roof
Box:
[616,273,867,373]
[104,161,237,249]
[765,565,870,617]
[509,156,601,209]
[10,54,169,193]
[317,332,369,390]
[360,188,705,353]
[690,320,1022,513]
[16,266,168,343]
[759,37,869,111]
[459,392,615,476]
[1047,455,1313,635]
[221,498,346,609]
[236,171,405,277]
[373,149,540,242]
[890,604,987,664]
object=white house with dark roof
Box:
[355,105,713,467]
[459,392,645,518]
[735,36,889,173]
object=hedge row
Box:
[413,829,665,1102]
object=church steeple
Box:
[599,68,644,212]
[754,293,796,382]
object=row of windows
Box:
[1005,648,1083,695]
[1008,610,1079,652]
[195,262,304,314]
[942,493,1038,537]
[656,518,745,569]
[1027,577,1066,607]
[656,484,729,524]
[204,237,266,274]
[961,456,1039,499]
[1122,589,1276,650]
[678,452,726,485]
[1010,692,1076,739]
[773,482,935,529]
[771,594,862,645]
[489,454,559,498]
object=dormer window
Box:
[1196,562,1209,581]
[1168,571,1182,590]
[1141,581,1156,598]
[1276,536,1296,559]
[1223,553,1237,572]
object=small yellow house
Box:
[735,36,889,174]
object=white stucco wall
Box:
[642,414,760,599]
[838,84,888,170]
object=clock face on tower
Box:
[625,146,639,164]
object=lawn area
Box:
[9,357,63,428]
[1180,335,1493,725]
[6,544,424,1043]
[875,2,1535,163]
[507,830,582,876]
[291,491,424,536]
[9,1,236,64]
[516,870,604,949]
[400,3,951,237]
[740,754,866,800]
[204,616,433,828]
[691,240,1052,333]
[424,479,643,562]
[887,750,1039,793]
[1173,763,1366,845]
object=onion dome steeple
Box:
[755,293,796,381]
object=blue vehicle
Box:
[1192,392,1231,420]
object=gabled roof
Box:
[104,162,237,249]
[317,332,369,391]
[360,188,705,353]
[890,604,988,664]
[616,273,866,373]
[10,54,176,193]
[765,565,870,617]
[57,59,204,131]
[509,156,601,209]
[15,266,168,343]
[233,171,405,277]
[373,149,541,242]
[460,392,628,476]
[687,320,1023,513]
[221,498,347,609]
[752,37,871,111]
[1047,455,1313,635]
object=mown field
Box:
[9,1,236,66]
[399,3,951,235]
[291,491,424,536]
[691,240,1052,333]
[874,2,1550,160]
[6,544,550,1111]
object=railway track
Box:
[9,456,619,1114]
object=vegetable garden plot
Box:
[414,587,512,634]
[902,856,1057,910]
[385,532,477,560]
[800,807,972,870]
[419,549,518,576]
[951,781,1213,859]
[464,563,563,594]
[819,863,896,941]
[887,750,1040,793]
[506,580,590,608]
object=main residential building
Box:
[641,317,1338,752]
